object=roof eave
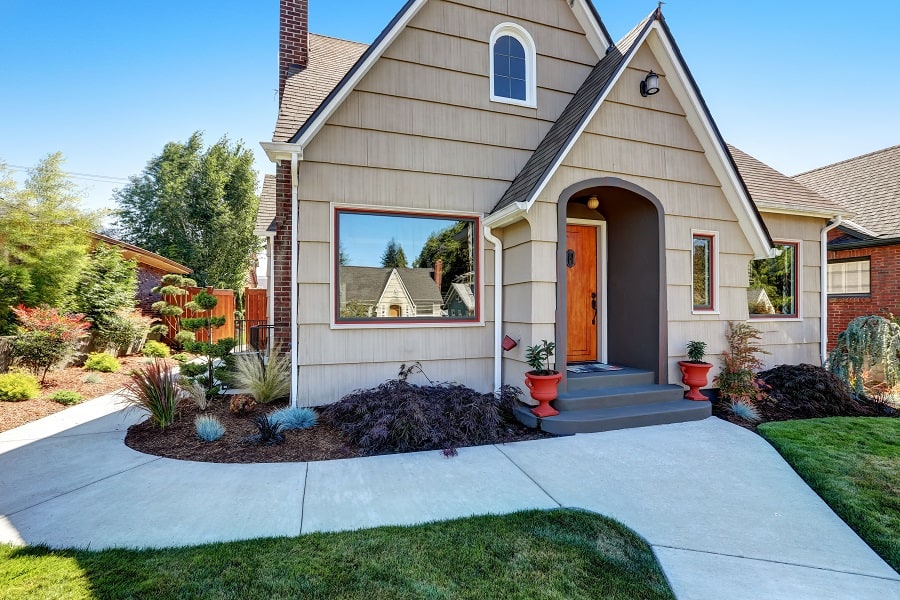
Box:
[483,201,529,228]
[261,141,302,163]
[756,205,850,220]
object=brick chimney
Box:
[433,259,443,291]
[279,0,309,102]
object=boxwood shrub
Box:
[0,372,40,402]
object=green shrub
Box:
[50,390,84,406]
[142,340,170,358]
[82,373,102,384]
[172,353,190,363]
[0,372,40,402]
[84,352,120,373]
[174,330,195,348]
[179,362,207,378]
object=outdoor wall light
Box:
[640,70,660,96]
[586,195,600,210]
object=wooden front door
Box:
[566,225,598,362]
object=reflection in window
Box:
[749,242,798,317]
[335,210,479,322]
[692,234,714,310]
[828,258,870,295]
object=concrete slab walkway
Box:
[0,392,897,600]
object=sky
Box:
[2,1,897,214]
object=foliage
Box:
[380,238,408,268]
[685,340,707,363]
[174,330,196,348]
[229,395,256,416]
[50,390,84,406]
[82,373,102,384]
[142,340,170,358]
[195,414,225,442]
[413,221,471,296]
[713,322,769,407]
[0,371,40,402]
[748,243,795,316]
[269,406,318,431]
[759,418,900,571]
[0,154,99,333]
[757,363,886,420]
[729,398,761,423]
[230,347,291,404]
[179,362,208,378]
[0,510,675,600]
[171,353,190,363]
[242,414,285,446]
[113,132,260,291]
[84,352,120,373]
[10,305,90,383]
[339,300,372,318]
[525,340,557,375]
[323,365,524,456]
[123,360,181,428]
[73,243,138,335]
[178,377,210,410]
[96,310,151,355]
[828,315,900,396]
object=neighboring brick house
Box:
[91,233,193,317]
[795,145,900,347]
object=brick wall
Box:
[279,0,308,101]
[272,161,293,348]
[136,264,169,317]
[827,243,900,347]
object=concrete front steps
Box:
[513,367,711,435]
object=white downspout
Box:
[483,225,503,392]
[820,215,842,366]
[290,152,300,407]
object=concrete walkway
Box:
[0,393,897,600]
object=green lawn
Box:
[0,509,674,600]
[759,417,899,572]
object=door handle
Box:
[591,292,597,325]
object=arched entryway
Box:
[557,178,668,386]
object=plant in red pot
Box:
[524,340,562,417]
[678,340,713,401]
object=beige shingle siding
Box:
[255,174,277,236]
[728,145,845,216]
[795,145,900,238]
[273,34,368,143]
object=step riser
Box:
[555,388,684,411]
[566,371,655,390]
[539,404,710,435]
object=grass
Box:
[759,417,899,572]
[0,509,674,600]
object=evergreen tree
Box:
[381,238,408,268]
[413,222,472,295]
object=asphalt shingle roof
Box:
[795,145,900,238]
[273,34,368,143]
[728,145,845,216]
[255,174,276,236]
[339,266,443,304]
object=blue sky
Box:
[1,1,897,213]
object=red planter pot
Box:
[678,361,713,401]
[525,371,562,417]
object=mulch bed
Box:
[125,394,552,464]
[0,356,177,434]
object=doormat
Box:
[566,363,623,373]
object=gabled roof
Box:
[274,0,612,152]
[728,145,846,218]
[339,266,443,304]
[795,144,900,238]
[255,174,276,236]
[491,13,654,214]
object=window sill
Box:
[691,309,720,316]
[331,320,485,330]
[749,316,802,322]
[489,95,536,109]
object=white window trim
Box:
[749,239,803,322]
[489,22,537,109]
[329,203,486,330]
[691,229,719,315]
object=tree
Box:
[380,238,408,268]
[10,305,90,384]
[113,132,261,292]
[413,222,471,295]
[0,155,98,332]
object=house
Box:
[795,145,900,347]
[261,0,846,431]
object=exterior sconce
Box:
[640,70,660,96]
[586,195,600,210]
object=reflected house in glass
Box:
[262,0,850,425]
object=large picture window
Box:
[828,258,870,295]
[692,232,716,312]
[334,209,479,324]
[749,241,799,318]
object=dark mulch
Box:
[126,394,550,464]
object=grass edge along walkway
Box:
[0,508,674,600]
[759,416,899,573]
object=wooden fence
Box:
[161,286,235,344]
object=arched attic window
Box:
[490,23,537,108]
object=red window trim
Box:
[692,233,715,312]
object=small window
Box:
[692,233,716,312]
[334,209,480,325]
[749,241,799,318]
[828,257,870,295]
[490,23,536,107]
